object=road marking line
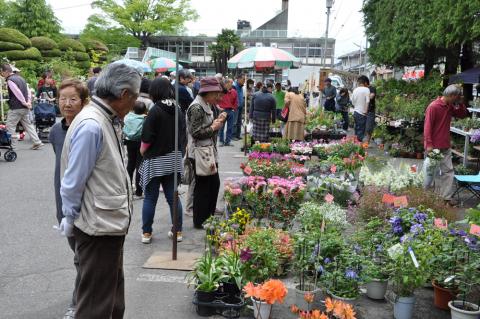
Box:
[137,273,187,284]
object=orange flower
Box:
[311,310,328,319]
[290,304,300,314]
[243,282,260,300]
[333,300,345,318]
[362,142,369,149]
[325,297,336,313]
[258,279,287,304]
[342,304,357,319]
[304,292,315,304]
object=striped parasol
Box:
[147,57,183,72]
[112,59,152,73]
[227,47,301,71]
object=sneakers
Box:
[141,233,152,244]
[63,307,75,319]
[185,209,193,217]
[168,230,183,242]
[31,142,44,150]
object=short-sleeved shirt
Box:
[273,90,286,109]
[368,86,376,113]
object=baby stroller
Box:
[0,125,17,162]
[34,101,57,142]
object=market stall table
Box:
[450,126,479,165]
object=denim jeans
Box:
[341,111,349,130]
[142,174,183,233]
[218,108,235,144]
[353,111,367,142]
[233,105,243,138]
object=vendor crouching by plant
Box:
[423,84,469,205]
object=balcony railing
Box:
[236,29,288,38]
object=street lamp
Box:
[322,0,334,68]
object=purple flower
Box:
[240,248,252,262]
[400,235,409,243]
[449,229,457,236]
[413,212,427,223]
[345,269,358,280]
[457,230,467,237]
[324,257,331,264]
[317,265,324,274]
[410,223,425,236]
[231,223,239,230]
[393,225,403,235]
[376,245,383,252]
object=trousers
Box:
[193,172,220,228]
[5,108,41,147]
[73,227,125,319]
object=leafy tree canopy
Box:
[4,0,61,38]
[92,0,198,46]
[209,29,243,75]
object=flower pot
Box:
[432,281,457,310]
[366,279,388,300]
[393,296,415,319]
[326,289,357,305]
[223,281,241,298]
[196,290,217,317]
[252,299,272,319]
[295,284,323,311]
[448,300,480,319]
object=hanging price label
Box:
[394,196,409,208]
[470,224,480,236]
[244,166,252,175]
[434,218,448,230]
[382,194,395,204]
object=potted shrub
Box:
[243,279,288,319]
[218,250,243,301]
[355,218,390,300]
[447,230,480,319]
[188,249,228,316]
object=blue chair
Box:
[453,172,480,202]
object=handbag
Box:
[280,105,289,122]
[194,143,217,176]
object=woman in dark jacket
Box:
[139,77,186,244]
[249,82,276,142]
[186,77,226,228]
[335,88,352,130]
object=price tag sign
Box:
[244,166,252,175]
[470,224,480,236]
[408,247,420,268]
[434,218,448,230]
[393,196,409,208]
[382,194,395,204]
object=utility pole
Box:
[322,0,334,69]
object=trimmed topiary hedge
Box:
[82,39,109,52]
[30,36,58,51]
[0,41,25,51]
[0,28,31,48]
[0,47,41,61]
[59,38,86,53]
[13,60,41,69]
[70,51,90,61]
[41,49,62,58]
[74,60,91,69]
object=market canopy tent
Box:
[147,57,183,73]
[449,67,480,84]
[112,59,152,73]
[227,47,301,71]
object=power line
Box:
[329,0,344,32]
[332,6,356,39]
[52,2,92,11]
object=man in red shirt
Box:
[218,78,238,146]
[424,84,469,203]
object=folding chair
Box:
[453,173,480,203]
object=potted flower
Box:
[243,279,288,319]
[355,218,390,300]
[447,230,480,319]
[188,249,228,316]
[218,250,244,301]
[291,297,357,319]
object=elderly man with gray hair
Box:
[424,84,469,204]
[58,63,141,319]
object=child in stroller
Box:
[34,100,57,141]
[0,124,17,161]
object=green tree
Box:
[92,0,198,47]
[4,0,61,38]
[0,0,9,27]
[208,29,243,75]
[363,0,480,77]
[80,14,141,60]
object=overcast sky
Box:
[46,0,365,57]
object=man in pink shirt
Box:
[217,78,238,146]
[1,64,43,149]
[424,84,469,203]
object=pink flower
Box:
[244,166,253,175]
[330,164,337,173]
[325,193,334,203]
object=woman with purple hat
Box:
[186,77,227,228]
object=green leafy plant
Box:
[187,249,227,292]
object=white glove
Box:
[57,217,74,237]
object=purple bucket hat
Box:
[198,76,223,94]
